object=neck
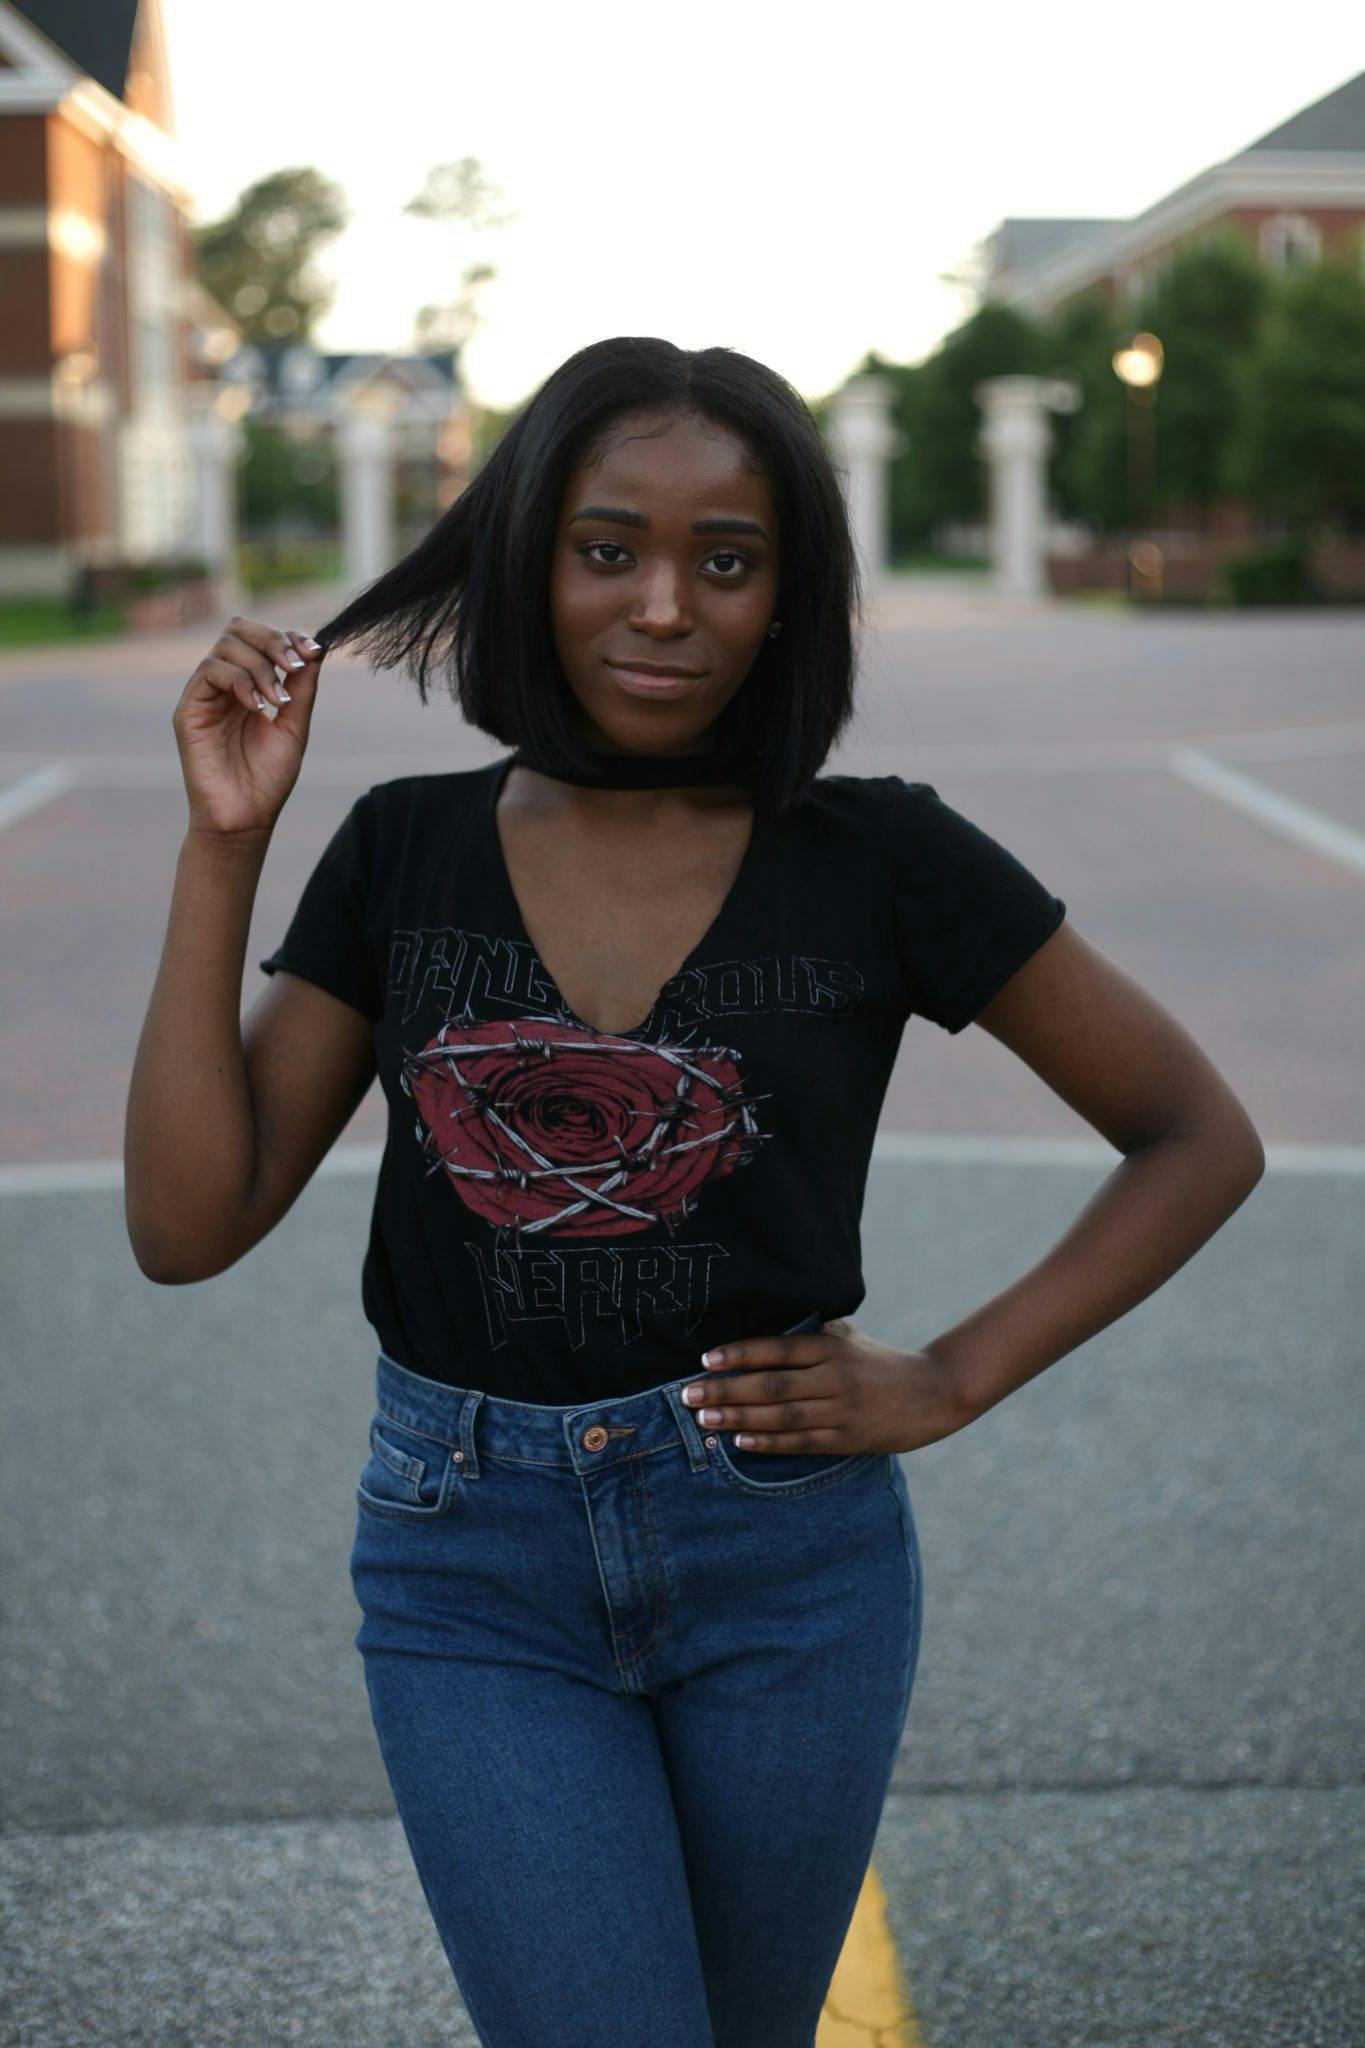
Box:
[510,730,753,792]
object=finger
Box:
[267,629,324,723]
[216,629,297,707]
[225,619,312,704]
[730,1429,848,1453]
[699,1334,827,1375]
[197,654,278,720]
[690,1393,842,1437]
[689,1363,834,1416]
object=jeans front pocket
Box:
[709,1436,879,1499]
[357,1411,460,1522]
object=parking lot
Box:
[2,575,1361,2045]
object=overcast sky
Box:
[160,1,1362,410]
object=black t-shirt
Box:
[258,754,1066,1403]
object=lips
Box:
[607,661,703,679]
[607,660,706,699]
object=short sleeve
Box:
[885,777,1066,1033]
[257,788,384,1021]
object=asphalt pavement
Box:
[2,576,1361,2044]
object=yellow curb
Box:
[818,1861,924,2046]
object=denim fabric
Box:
[348,1312,924,2048]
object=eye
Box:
[578,542,756,579]
[705,549,756,579]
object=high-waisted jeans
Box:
[348,1312,924,2048]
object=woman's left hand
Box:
[681,1317,978,1457]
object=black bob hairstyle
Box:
[312,335,866,814]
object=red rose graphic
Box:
[402,1017,768,1238]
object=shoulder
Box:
[363,762,495,813]
[790,769,945,846]
[802,771,1063,908]
[350,762,498,840]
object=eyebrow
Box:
[568,504,771,543]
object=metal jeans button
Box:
[581,1424,610,1452]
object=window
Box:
[1259,213,1321,269]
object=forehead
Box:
[568,412,771,506]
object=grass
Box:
[889,553,991,574]
[0,597,129,648]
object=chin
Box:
[578,691,722,752]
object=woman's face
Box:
[549,409,780,756]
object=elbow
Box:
[1130,1093,1267,1200]
[125,1219,231,1286]
[1220,1100,1267,1193]
[1186,1098,1267,1201]
[128,1237,202,1286]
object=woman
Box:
[126,337,1265,2047]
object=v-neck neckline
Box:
[483,752,765,1040]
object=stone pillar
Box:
[339,408,395,589]
[189,390,249,615]
[826,373,897,595]
[974,375,1080,598]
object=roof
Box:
[991,218,1117,271]
[1232,69,1365,156]
[223,341,466,416]
[7,0,141,100]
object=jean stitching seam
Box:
[375,1401,462,1451]
[884,1459,919,1601]
[618,1453,670,1668]
[712,1447,876,1499]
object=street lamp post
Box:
[1111,331,1164,602]
[53,341,99,612]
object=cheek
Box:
[707,586,773,650]
[551,562,616,650]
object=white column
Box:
[973,375,1080,598]
[339,409,395,589]
[188,392,248,614]
[826,373,897,595]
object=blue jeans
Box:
[348,1313,923,2048]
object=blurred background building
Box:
[870,68,1365,605]
[985,71,1365,311]
[0,2,1360,631]
[0,0,472,623]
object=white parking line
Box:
[0,759,81,831]
[2,716,1365,814]
[1169,746,1365,881]
[3,1135,1363,1197]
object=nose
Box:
[630,564,692,633]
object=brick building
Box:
[984,69,1365,314]
[0,0,236,597]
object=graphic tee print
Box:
[403,1016,766,1238]
[259,756,1067,1403]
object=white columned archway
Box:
[826,373,897,595]
[188,391,249,614]
[973,375,1080,598]
[339,407,396,590]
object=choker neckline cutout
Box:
[506,739,754,791]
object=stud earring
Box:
[767,619,783,638]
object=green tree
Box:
[1130,231,1268,515]
[191,167,349,346]
[1039,290,1129,534]
[876,305,1047,551]
[240,420,338,535]
[1230,255,1365,532]
[404,156,515,353]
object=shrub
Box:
[1220,540,1316,607]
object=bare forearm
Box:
[924,1111,1266,1419]
[123,828,271,1280]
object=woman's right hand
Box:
[172,615,327,841]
